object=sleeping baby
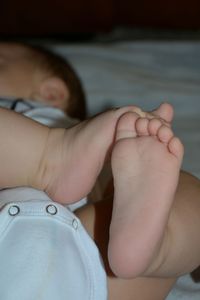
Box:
[0,42,200,300]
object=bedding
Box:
[52,41,200,299]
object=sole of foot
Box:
[108,111,184,278]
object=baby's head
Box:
[0,42,86,120]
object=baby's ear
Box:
[36,77,70,109]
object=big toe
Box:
[152,102,174,123]
[115,112,140,141]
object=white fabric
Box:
[0,188,107,300]
[0,97,79,128]
[166,275,200,300]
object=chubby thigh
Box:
[0,199,107,300]
[76,199,176,300]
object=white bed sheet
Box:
[51,41,200,299]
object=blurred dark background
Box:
[1,0,200,40]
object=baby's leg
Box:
[108,112,184,278]
[0,107,49,190]
[40,103,174,204]
[76,200,176,300]
[0,103,173,205]
[0,106,137,201]
[38,106,147,204]
[77,169,200,297]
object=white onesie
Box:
[0,188,107,300]
[0,98,107,300]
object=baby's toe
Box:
[158,125,174,144]
[148,118,163,136]
[168,137,184,161]
[152,102,174,123]
[115,112,140,141]
[136,118,149,136]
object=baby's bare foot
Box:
[108,111,184,278]
[35,103,173,205]
[37,106,149,204]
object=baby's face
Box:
[0,43,41,99]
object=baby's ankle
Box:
[31,127,66,195]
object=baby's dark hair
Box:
[26,44,87,120]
